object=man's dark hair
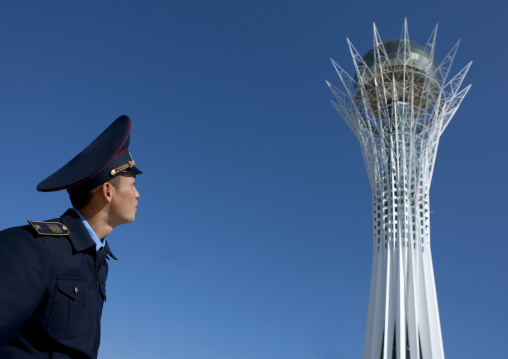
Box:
[69,176,121,209]
[69,188,94,209]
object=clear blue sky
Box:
[0,1,506,358]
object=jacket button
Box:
[74,287,78,294]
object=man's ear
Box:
[101,181,114,203]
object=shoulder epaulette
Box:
[28,220,70,236]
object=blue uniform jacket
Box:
[0,209,116,358]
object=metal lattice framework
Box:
[326,20,471,359]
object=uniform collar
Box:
[60,208,117,259]
[73,207,104,251]
[104,241,118,260]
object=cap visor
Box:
[127,165,143,175]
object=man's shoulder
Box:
[0,216,75,263]
[0,224,35,240]
[0,214,71,242]
[0,224,49,261]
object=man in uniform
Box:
[0,115,142,358]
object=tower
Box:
[326,21,471,359]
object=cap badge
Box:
[110,160,135,176]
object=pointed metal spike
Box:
[438,39,461,84]
[402,17,410,44]
[443,61,472,96]
[373,22,384,48]
[425,23,439,61]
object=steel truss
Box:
[326,20,471,359]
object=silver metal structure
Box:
[326,20,471,359]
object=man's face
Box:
[109,173,140,227]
